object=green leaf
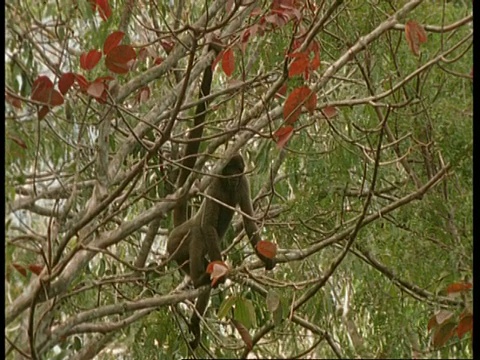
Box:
[234,298,256,329]
[217,295,237,319]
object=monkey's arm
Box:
[200,199,224,264]
[238,177,276,270]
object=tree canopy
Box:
[5,0,472,359]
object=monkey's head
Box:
[221,153,245,189]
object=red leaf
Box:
[432,321,456,348]
[240,25,258,52]
[283,86,316,123]
[273,125,293,148]
[58,72,75,95]
[405,20,427,56]
[28,264,43,275]
[288,52,309,78]
[160,39,174,54]
[32,76,54,93]
[94,76,114,83]
[154,57,164,65]
[104,31,125,55]
[222,48,235,77]
[5,93,23,109]
[105,45,136,74]
[33,89,64,107]
[12,263,27,277]
[256,240,277,259]
[446,282,472,294]
[80,49,102,71]
[38,106,50,120]
[456,313,473,339]
[427,314,438,331]
[231,319,253,351]
[96,0,112,21]
[31,76,64,108]
[87,82,106,98]
[136,86,150,104]
[275,84,287,98]
[304,91,317,114]
[321,106,337,119]
[89,78,110,103]
[74,74,90,92]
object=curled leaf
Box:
[206,261,229,287]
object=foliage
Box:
[5,0,472,359]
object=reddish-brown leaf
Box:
[74,74,90,92]
[446,282,473,294]
[12,263,27,277]
[28,264,43,275]
[222,48,235,77]
[105,45,136,74]
[32,76,64,108]
[36,89,63,107]
[38,106,50,120]
[304,91,317,114]
[432,321,456,348]
[284,86,315,123]
[137,86,150,104]
[87,82,106,99]
[274,125,293,148]
[231,319,253,351]
[32,76,54,93]
[405,20,427,56]
[59,72,75,95]
[427,314,438,331]
[276,84,287,98]
[256,240,277,259]
[95,76,115,83]
[5,93,23,109]
[160,39,174,54]
[456,313,473,339]
[104,31,125,55]
[80,49,102,71]
[96,0,112,21]
[154,57,164,65]
[288,52,309,78]
[322,106,337,119]
[7,135,27,149]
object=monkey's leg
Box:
[189,226,211,288]
[202,225,223,263]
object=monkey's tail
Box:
[188,287,211,350]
